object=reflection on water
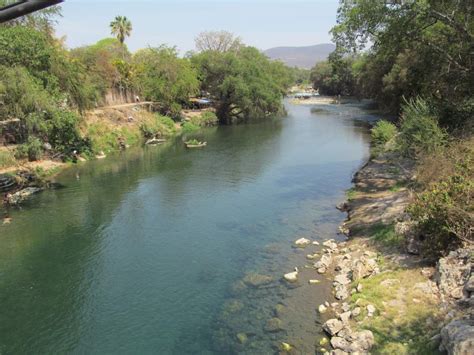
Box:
[0,102,371,354]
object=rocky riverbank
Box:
[307,151,473,354]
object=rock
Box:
[396,220,421,255]
[356,283,363,293]
[274,304,286,318]
[315,254,333,271]
[334,274,351,286]
[336,202,349,212]
[367,304,376,317]
[352,257,378,281]
[96,151,106,159]
[236,333,248,344]
[323,240,338,251]
[341,303,350,312]
[306,253,319,260]
[309,279,321,285]
[43,142,52,151]
[265,317,283,332]
[319,337,329,346]
[331,302,339,308]
[317,267,327,274]
[335,284,349,300]
[440,319,474,355]
[280,342,293,352]
[330,336,351,351]
[6,187,42,205]
[350,330,375,352]
[242,273,273,288]
[284,268,299,283]
[323,319,344,336]
[318,304,328,314]
[352,307,361,317]
[339,311,351,323]
[465,276,474,293]
[436,249,472,299]
[312,241,320,246]
[294,237,311,248]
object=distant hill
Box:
[264,43,336,69]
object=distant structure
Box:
[0,0,63,23]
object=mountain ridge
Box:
[264,43,336,69]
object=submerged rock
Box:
[265,317,283,332]
[6,187,42,205]
[236,332,248,344]
[242,273,273,288]
[294,238,311,248]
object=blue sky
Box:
[55,0,339,53]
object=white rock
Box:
[340,311,352,323]
[312,241,320,245]
[294,238,311,247]
[284,268,299,282]
[309,279,321,285]
[318,304,328,313]
[367,304,376,317]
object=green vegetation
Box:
[397,98,447,158]
[0,7,296,171]
[368,223,403,249]
[371,121,397,148]
[191,36,292,124]
[352,269,442,354]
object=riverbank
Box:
[310,148,473,354]
[1,105,217,207]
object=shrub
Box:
[189,111,218,127]
[398,98,447,157]
[371,120,397,147]
[15,137,43,161]
[140,114,176,139]
[0,150,16,168]
[181,122,199,133]
[407,150,473,258]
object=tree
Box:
[192,46,291,124]
[0,0,62,35]
[110,16,132,45]
[133,46,199,117]
[331,0,473,128]
[195,30,242,52]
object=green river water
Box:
[0,101,374,354]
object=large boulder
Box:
[323,319,344,336]
[440,319,474,355]
[435,249,471,299]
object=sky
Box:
[55,0,339,54]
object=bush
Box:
[15,137,43,161]
[371,120,397,147]
[0,150,16,168]
[139,114,176,139]
[189,111,218,127]
[181,122,199,133]
[398,98,447,157]
[407,149,473,258]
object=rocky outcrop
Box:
[5,187,42,205]
[435,249,472,300]
[440,319,474,355]
[323,318,375,353]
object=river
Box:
[0,101,373,354]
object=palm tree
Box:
[110,16,132,45]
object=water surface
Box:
[0,102,371,354]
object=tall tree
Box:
[109,16,132,45]
[195,30,242,52]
